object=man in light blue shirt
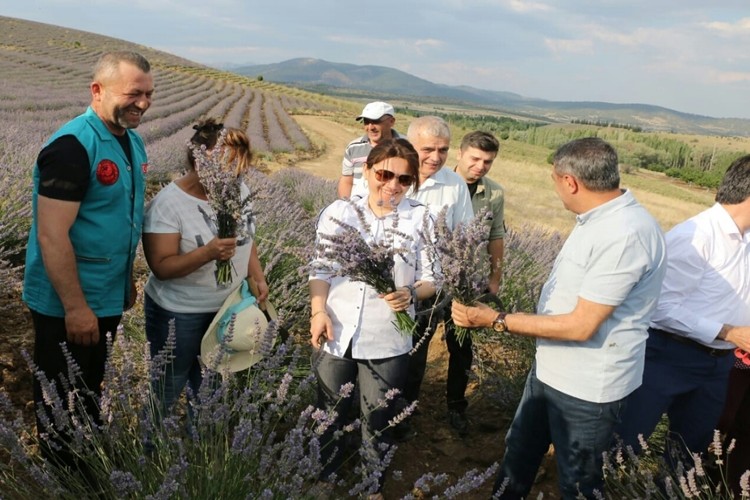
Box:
[452,137,667,499]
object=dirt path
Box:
[282,115,361,180]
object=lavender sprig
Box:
[188,129,252,287]
[429,207,494,345]
[311,201,417,335]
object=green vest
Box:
[23,107,147,317]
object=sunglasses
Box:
[362,118,385,125]
[373,169,415,186]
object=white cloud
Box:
[543,37,593,55]
[503,0,553,13]
[704,17,750,36]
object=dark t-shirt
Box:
[37,133,133,201]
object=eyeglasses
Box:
[373,169,415,186]
[362,118,384,125]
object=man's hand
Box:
[724,325,750,352]
[451,300,499,328]
[65,305,100,346]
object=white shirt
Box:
[535,190,667,403]
[650,203,750,348]
[408,167,474,229]
[310,196,437,359]
[143,182,254,313]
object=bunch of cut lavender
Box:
[311,201,416,335]
[430,207,494,345]
[189,129,250,287]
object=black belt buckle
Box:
[706,346,732,358]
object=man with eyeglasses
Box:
[337,101,402,199]
[394,115,474,441]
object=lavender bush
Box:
[429,207,494,345]
[0,323,496,498]
[246,91,270,152]
[605,430,750,499]
[264,95,295,153]
[470,223,563,407]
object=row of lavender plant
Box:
[263,94,295,152]
[246,91,270,152]
[268,96,312,150]
[222,88,253,129]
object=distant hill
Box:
[234,58,750,137]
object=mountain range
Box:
[231,58,750,137]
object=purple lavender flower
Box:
[428,206,493,344]
[189,129,253,286]
[310,200,418,334]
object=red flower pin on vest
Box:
[96,159,119,185]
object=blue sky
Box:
[4,1,750,119]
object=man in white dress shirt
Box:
[616,154,750,462]
[396,115,474,439]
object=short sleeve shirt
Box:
[535,190,667,403]
[143,182,255,313]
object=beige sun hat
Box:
[201,278,276,373]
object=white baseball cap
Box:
[356,101,395,121]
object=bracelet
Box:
[310,310,328,320]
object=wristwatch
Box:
[492,312,508,333]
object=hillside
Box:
[234,57,750,137]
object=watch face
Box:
[493,318,507,332]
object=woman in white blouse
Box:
[309,138,437,498]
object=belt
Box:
[650,327,733,358]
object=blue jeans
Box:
[615,329,734,462]
[145,293,216,416]
[312,348,409,492]
[494,363,626,499]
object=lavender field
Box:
[1,15,741,499]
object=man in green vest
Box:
[23,51,154,479]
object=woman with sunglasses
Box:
[309,138,437,499]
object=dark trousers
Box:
[615,328,734,462]
[718,367,750,496]
[312,348,408,492]
[403,298,444,405]
[31,309,120,475]
[443,319,473,412]
[494,364,625,499]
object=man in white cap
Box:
[337,101,402,199]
